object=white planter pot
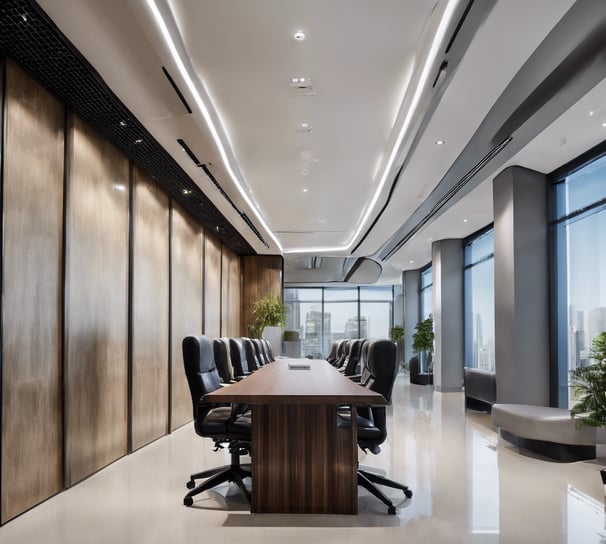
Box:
[262,326,283,357]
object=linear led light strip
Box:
[146,0,283,252]
[147,0,459,255]
[285,0,462,254]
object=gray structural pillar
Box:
[432,239,465,392]
[403,269,420,366]
[493,166,549,405]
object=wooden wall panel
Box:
[204,232,221,338]
[131,167,169,451]
[241,255,283,336]
[65,115,129,485]
[221,245,241,337]
[1,61,64,523]
[171,203,203,430]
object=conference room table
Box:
[203,359,385,514]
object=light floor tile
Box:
[1,373,605,543]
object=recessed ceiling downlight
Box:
[296,122,313,133]
[293,30,306,41]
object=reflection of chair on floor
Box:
[339,339,413,514]
[182,335,252,507]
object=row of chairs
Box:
[213,336,275,383]
[182,335,412,513]
[326,338,374,383]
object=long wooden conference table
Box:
[204,359,384,514]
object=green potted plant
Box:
[389,326,404,343]
[411,315,434,385]
[570,332,606,428]
[249,293,286,355]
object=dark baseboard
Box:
[500,429,596,462]
[465,396,493,413]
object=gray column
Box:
[432,239,465,392]
[403,269,420,366]
[493,166,549,405]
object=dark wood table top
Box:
[204,359,385,405]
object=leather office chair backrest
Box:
[358,340,373,384]
[366,339,398,403]
[253,338,269,365]
[213,338,235,383]
[262,338,275,362]
[229,337,250,376]
[241,338,259,371]
[183,335,223,421]
[343,339,363,376]
[326,341,339,364]
[334,340,350,369]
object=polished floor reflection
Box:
[1,373,606,543]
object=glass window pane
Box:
[421,267,433,288]
[421,287,432,320]
[360,302,391,339]
[284,288,322,302]
[559,208,606,407]
[360,286,393,301]
[324,288,357,301]
[464,258,495,371]
[465,230,494,265]
[324,302,359,345]
[555,154,606,219]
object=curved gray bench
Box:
[492,404,596,462]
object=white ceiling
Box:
[37,0,606,283]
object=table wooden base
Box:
[251,404,358,514]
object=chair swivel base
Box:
[183,450,251,506]
[358,469,412,515]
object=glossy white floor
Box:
[1,373,605,544]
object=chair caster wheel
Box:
[388,505,396,515]
[404,489,413,499]
[186,480,195,489]
[183,496,193,506]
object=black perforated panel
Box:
[0,0,255,255]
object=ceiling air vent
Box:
[289,77,316,96]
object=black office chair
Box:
[339,339,412,514]
[252,338,269,365]
[335,340,352,372]
[182,335,252,506]
[241,337,260,371]
[330,340,346,367]
[261,338,275,362]
[341,339,363,376]
[326,341,340,364]
[349,340,372,384]
[213,338,235,383]
[229,338,252,378]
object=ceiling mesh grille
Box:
[0,0,255,254]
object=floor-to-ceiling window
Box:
[464,228,495,372]
[420,266,433,319]
[284,286,393,358]
[553,151,606,407]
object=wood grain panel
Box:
[203,232,221,338]
[241,255,283,336]
[221,245,241,337]
[131,166,169,450]
[171,203,203,430]
[65,115,129,485]
[1,61,64,523]
[251,404,358,514]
